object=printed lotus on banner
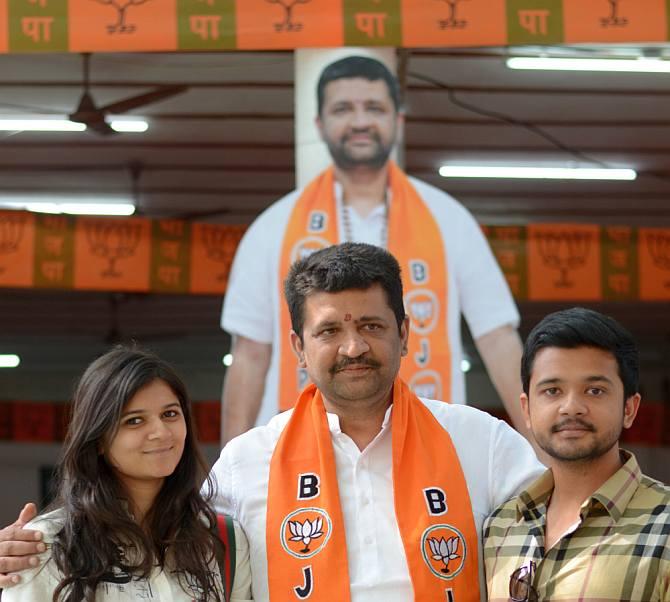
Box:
[266,0,311,32]
[437,0,468,29]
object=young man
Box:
[212,243,541,601]
[483,307,670,602]
[220,55,528,444]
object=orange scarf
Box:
[266,378,480,601]
[278,162,450,410]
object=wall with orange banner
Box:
[1,212,670,300]
[0,0,669,53]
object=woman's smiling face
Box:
[105,379,187,497]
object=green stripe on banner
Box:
[151,220,191,293]
[8,0,67,51]
[601,226,638,300]
[506,0,564,45]
[177,0,236,50]
[33,215,75,289]
[343,0,401,47]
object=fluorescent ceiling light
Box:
[0,117,149,133]
[0,354,20,368]
[0,197,136,216]
[439,165,637,180]
[0,119,86,132]
[507,57,670,73]
[109,120,149,133]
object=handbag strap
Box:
[216,514,236,602]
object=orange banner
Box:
[0,211,35,288]
[235,0,342,50]
[69,0,177,51]
[2,0,670,52]
[0,210,667,302]
[563,0,667,44]
[528,223,601,301]
[74,216,152,291]
[402,0,507,47]
[189,222,245,294]
[638,227,670,301]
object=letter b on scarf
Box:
[298,473,320,500]
[424,487,448,515]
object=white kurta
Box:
[209,399,543,602]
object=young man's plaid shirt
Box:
[483,451,669,601]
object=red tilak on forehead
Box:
[344,313,352,321]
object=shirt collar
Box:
[515,449,642,523]
[325,403,394,434]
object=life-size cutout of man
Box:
[220,54,530,445]
[483,307,669,602]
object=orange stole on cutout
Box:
[278,162,451,410]
[265,378,480,601]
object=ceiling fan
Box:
[69,53,188,135]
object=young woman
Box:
[3,347,252,602]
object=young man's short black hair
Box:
[284,242,405,340]
[521,307,639,399]
[316,55,401,115]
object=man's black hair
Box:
[521,307,639,399]
[317,55,401,114]
[284,242,405,339]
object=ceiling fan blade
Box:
[99,85,188,115]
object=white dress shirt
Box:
[210,399,543,602]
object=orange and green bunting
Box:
[1,210,670,301]
[3,0,670,52]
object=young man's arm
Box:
[475,325,548,463]
[220,336,272,446]
[0,504,44,588]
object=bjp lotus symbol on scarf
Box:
[290,236,330,263]
[405,289,439,335]
[421,524,467,580]
[281,508,332,559]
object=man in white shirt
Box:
[212,242,543,601]
[221,55,529,445]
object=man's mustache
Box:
[551,419,595,433]
[330,356,381,374]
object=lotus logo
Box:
[288,517,324,553]
[290,236,330,263]
[404,289,439,335]
[280,508,332,559]
[427,536,460,574]
[411,301,433,324]
[421,524,467,580]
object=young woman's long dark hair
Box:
[49,347,225,602]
